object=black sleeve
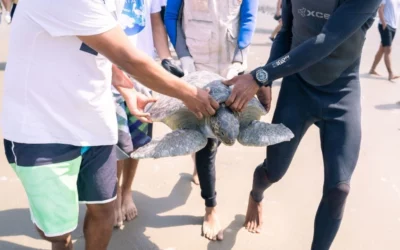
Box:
[254,0,381,83]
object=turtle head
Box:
[209,104,240,145]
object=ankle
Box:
[205,206,217,215]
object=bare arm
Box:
[78,26,219,118]
[276,0,282,16]
[378,4,386,28]
[151,12,172,60]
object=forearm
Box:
[257,0,380,82]
[120,49,191,100]
[151,13,172,60]
[276,0,282,14]
[378,5,385,25]
[78,27,194,100]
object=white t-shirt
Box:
[117,0,161,57]
[1,0,119,146]
[380,0,400,29]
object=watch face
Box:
[256,69,268,83]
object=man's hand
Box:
[182,86,220,119]
[112,65,134,89]
[124,90,158,123]
[180,56,196,75]
[223,74,260,112]
[382,22,387,30]
[257,86,272,113]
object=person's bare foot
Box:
[389,73,400,81]
[192,172,200,185]
[121,191,138,221]
[114,187,123,228]
[369,69,380,76]
[202,207,223,241]
[244,194,263,233]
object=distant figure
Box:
[369,0,400,81]
[269,0,282,41]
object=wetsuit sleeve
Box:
[254,0,381,83]
[165,0,191,58]
[233,0,258,63]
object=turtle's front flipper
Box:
[131,129,208,159]
[238,121,294,147]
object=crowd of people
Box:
[1,0,399,250]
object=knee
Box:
[383,47,392,54]
[258,160,284,184]
[324,183,350,220]
[87,202,115,222]
[36,227,71,244]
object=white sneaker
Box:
[4,11,11,24]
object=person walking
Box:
[369,0,400,81]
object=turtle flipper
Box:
[131,129,208,159]
[238,121,294,147]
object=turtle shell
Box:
[146,71,267,130]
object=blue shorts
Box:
[114,92,153,155]
[379,24,396,47]
[4,140,117,236]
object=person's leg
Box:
[245,75,316,233]
[369,45,384,75]
[10,2,16,19]
[35,228,73,250]
[121,158,139,221]
[383,44,400,81]
[370,24,386,75]
[3,140,82,250]
[78,145,117,250]
[114,161,124,227]
[84,203,115,250]
[0,0,11,10]
[1,0,11,23]
[195,138,223,241]
[311,79,361,250]
[381,27,399,80]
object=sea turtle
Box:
[131,71,294,159]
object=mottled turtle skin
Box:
[131,71,294,159]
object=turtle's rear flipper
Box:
[131,129,208,159]
[238,121,294,147]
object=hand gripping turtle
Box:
[131,71,294,159]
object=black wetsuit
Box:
[250,0,380,249]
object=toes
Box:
[256,225,262,234]
[203,225,210,239]
[217,230,224,241]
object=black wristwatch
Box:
[250,67,269,87]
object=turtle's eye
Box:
[220,131,225,136]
